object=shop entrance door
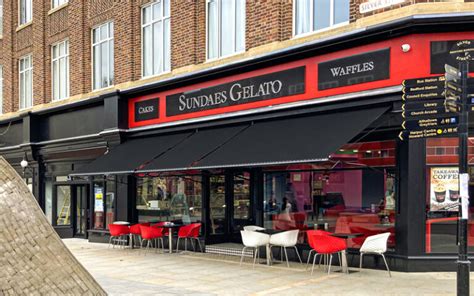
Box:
[53,184,89,238]
[73,185,89,237]
[206,172,253,244]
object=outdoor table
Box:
[330,233,363,273]
[160,223,183,254]
[255,229,285,266]
[112,221,133,248]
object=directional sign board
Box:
[399,126,459,140]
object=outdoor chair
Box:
[305,230,332,270]
[129,222,150,247]
[176,223,203,252]
[309,234,346,275]
[269,229,302,267]
[240,230,270,268]
[359,232,391,277]
[108,224,130,249]
[140,225,165,254]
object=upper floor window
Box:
[19,0,32,25]
[52,40,69,101]
[19,55,33,110]
[207,0,245,60]
[52,0,68,9]
[294,0,349,36]
[0,65,3,115]
[92,22,114,90]
[142,0,171,78]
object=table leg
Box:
[130,233,133,249]
[168,229,173,254]
[341,250,348,273]
[266,244,272,266]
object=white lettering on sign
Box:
[329,62,374,77]
[138,106,155,114]
[359,0,405,14]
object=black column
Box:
[396,138,426,260]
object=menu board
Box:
[430,167,459,211]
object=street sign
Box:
[445,64,462,78]
[402,106,450,118]
[446,80,463,93]
[402,116,458,130]
[398,126,459,140]
[403,91,445,101]
[403,100,445,111]
[402,76,445,87]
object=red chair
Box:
[152,222,170,236]
[308,233,347,275]
[108,224,130,249]
[305,230,332,270]
[129,222,151,247]
[176,223,202,252]
[140,225,164,254]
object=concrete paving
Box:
[64,239,472,296]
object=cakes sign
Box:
[359,0,405,14]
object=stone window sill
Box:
[48,2,69,15]
[16,21,32,32]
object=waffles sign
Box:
[360,0,405,14]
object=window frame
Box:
[19,54,33,110]
[205,0,246,61]
[141,0,171,78]
[292,0,350,38]
[51,39,70,101]
[0,65,3,114]
[0,0,3,37]
[19,0,33,26]
[91,21,114,91]
[51,0,68,9]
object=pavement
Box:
[64,238,471,296]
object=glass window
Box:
[45,180,53,224]
[56,185,71,226]
[294,0,349,36]
[263,141,396,248]
[19,54,33,110]
[19,0,32,25]
[92,22,114,90]
[210,175,226,234]
[136,176,202,224]
[51,40,69,101]
[0,65,3,114]
[93,182,105,229]
[106,176,116,228]
[93,176,116,230]
[142,0,171,77]
[206,0,245,60]
[52,0,67,9]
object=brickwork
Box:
[0,157,106,295]
[0,0,472,116]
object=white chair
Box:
[359,232,391,277]
[240,230,270,268]
[243,225,265,231]
[269,230,302,267]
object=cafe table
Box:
[330,232,363,273]
[160,223,183,254]
[112,221,132,248]
[255,229,285,266]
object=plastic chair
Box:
[139,225,164,254]
[152,222,170,236]
[108,224,130,248]
[176,223,202,252]
[305,230,332,270]
[129,222,150,247]
[269,229,302,267]
[359,232,391,277]
[309,234,346,275]
[243,225,265,231]
[240,230,270,268]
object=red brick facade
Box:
[0,0,466,114]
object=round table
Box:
[330,233,363,273]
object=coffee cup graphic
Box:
[434,184,446,203]
[448,183,460,202]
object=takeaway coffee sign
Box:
[166,67,305,116]
[134,98,159,122]
[318,48,390,90]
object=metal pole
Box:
[457,61,470,296]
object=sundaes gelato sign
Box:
[318,48,390,90]
[360,0,405,14]
[166,67,305,116]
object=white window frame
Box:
[141,0,171,78]
[19,54,33,110]
[292,0,349,38]
[51,39,69,101]
[0,0,3,37]
[91,21,114,91]
[51,0,68,9]
[0,65,3,115]
[19,0,32,26]
[206,0,246,61]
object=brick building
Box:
[1,0,474,272]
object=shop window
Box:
[19,54,33,110]
[294,0,349,37]
[263,152,396,249]
[19,0,32,25]
[45,180,53,224]
[51,39,69,101]
[425,138,474,253]
[93,176,116,230]
[142,0,171,77]
[207,0,245,60]
[56,185,71,226]
[136,176,202,224]
[92,22,114,90]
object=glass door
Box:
[74,185,89,237]
[55,185,72,226]
[209,175,227,237]
[232,172,252,232]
